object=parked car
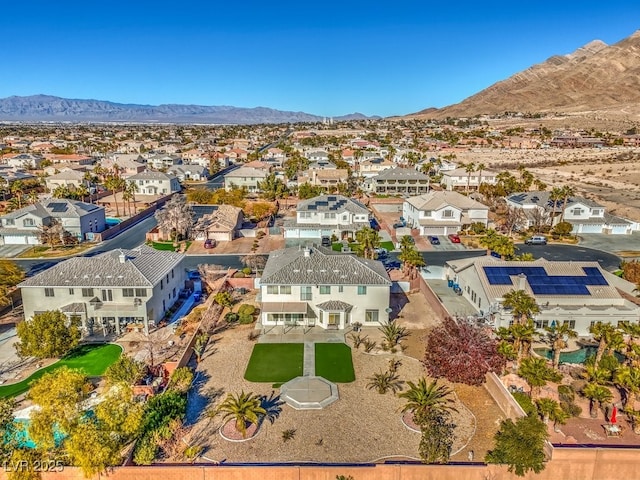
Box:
[428,236,440,245]
[369,218,381,231]
[384,260,401,270]
[193,292,202,302]
[204,239,216,249]
[448,234,461,243]
[374,247,388,258]
[321,236,332,247]
[524,235,547,245]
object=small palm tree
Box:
[614,365,640,408]
[464,162,476,193]
[543,323,577,369]
[502,289,540,325]
[378,323,409,348]
[192,332,209,364]
[398,378,457,422]
[213,391,266,438]
[518,357,561,398]
[535,397,565,425]
[582,383,613,418]
[366,370,403,395]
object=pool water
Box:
[105,217,122,227]
[534,346,598,364]
[10,419,65,448]
[534,346,624,364]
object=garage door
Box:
[299,229,320,238]
[3,235,28,245]
[579,224,603,234]
[284,228,299,239]
[422,227,446,235]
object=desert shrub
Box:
[558,385,575,404]
[183,445,203,460]
[560,401,582,417]
[224,312,239,323]
[238,313,254,324]
[237,304,256,316]
[512,391,536,416]
[241,267,252,275]
[133,435,157,465]
[233,272,246,278]
[363,339,377,353]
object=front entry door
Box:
[328,313,339,328]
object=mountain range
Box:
[0,95,374,124]
[413,29,640,120]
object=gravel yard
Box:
[186,323,477,463]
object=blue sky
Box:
[3,1,639,117]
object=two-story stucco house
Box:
[444,256,640,336]
[364,167,431,194]
[5,153,44,169]
[440,168,498,191]
[127,171,181,196]
[19,245,186,336]
[283,195,369,240]
[403,191,489,236]
[259,246,391,329]
[168,165,208,182]
[223,167,268,192]
[146,153,182,170]
[506,191,636,234]
[45,169,85,191]
[0,199,106,245]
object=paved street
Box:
[576,232,640,258]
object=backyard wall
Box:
[412,274,450,319]
[96,193,174,241]
[11,450,640,480]
[483,372,527,420]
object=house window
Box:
[338,286,344,293]
[300,286,312,301]
[135,288,147,297]
[300,212,312,219]
[563,320,576,329]
[324,213,336,219]
[23,218,35,227]
[173,287,176,298]
[365,310,379,323]
[572,208,583,215]
[422,210,431,217]
[102,290,113,302]
[357,286,367,295]
[123,288,134,297]
[171,270,174,279]
[160,279,164,289]
[69,288,74,295]
[279,286,291,294]
[534,319,549,329]
[319,286,331,294]
[82,288,94,297]
[267,286,279,294]
[44,288,54,297]
[4,219,14,226]
[442,209,454,218]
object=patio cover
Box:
[261,302,308,313]
[316,300,353,312]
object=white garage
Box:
[1,233,39,245]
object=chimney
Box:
[517,273,527,290]
[119,252,126,263]
[303,247,311,257]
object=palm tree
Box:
[518,357,561,398]
[614,365,640,408]
[10,180,24,209]
[398,245,425,279]
[464,162,476,193]
[213,391,266,438]
[398,378,457,422]
[589,322,624,366]
[559,185,575,222]
[549,187,563,227]
[192,332,209,364]
[366,370,403,394]
[535,398,565,426]
[476,162,486,189]
[542,323,578,369]
[511,321,537,362]
[582,383,613,418]
[582,363,612,385]
[126,181,138,216]
[74,184,89,203]
[501,289,540,325]
[355,226,380,259]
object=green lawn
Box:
[147,241,192,252]
[244,343,304,382]
[314,343,355,383]
[379,241,395,251]
[0,343,122,399]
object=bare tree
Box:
[501,207,527,237]
[154,194,195,244]
[241,254,267,274]
[36,219,67,248]
[529,208,549,234]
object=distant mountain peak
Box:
[0,95,377,124]
[409,29,640,120]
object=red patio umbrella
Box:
[611,405,618,424]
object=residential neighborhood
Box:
[0,118,640,479]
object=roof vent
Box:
[119,252,127,263]
[303,247,311,257]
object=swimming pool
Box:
[534,346,624,364]
[105,217,122,228]
[11,419,65,448]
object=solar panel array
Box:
[482,266,608,296]
[48,202,68,213]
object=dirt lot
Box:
[454,147,640,223]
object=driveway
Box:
[0,244,30,258]
[577,232,640,258]
[426,279,478,318]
